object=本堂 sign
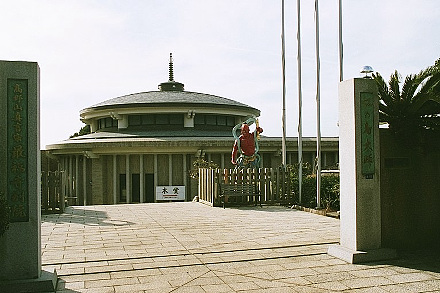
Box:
[156,186,185,201]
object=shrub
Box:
[188,158,219,180]
[287,164,340,211]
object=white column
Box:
[83,156,87,206]
[154,154,158,202]
[75,155,79,200]
[140,154,144,203]
[68,156,73,198]
[126,154,130,204]
[113,155,117,204]
[182,154,187,197]
[168,154,173,186]
[62,157,67,202]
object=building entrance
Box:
[132,174,140,203]
[119,174,126,203]
[145,174,154,203]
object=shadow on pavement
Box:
[369,249,440,274]
[42,206,135,227]
[56,278,81,292]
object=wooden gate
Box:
[41,171,64,213]
[198,167,293,207]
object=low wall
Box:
[380,129,440,249]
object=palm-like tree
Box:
[373,59,440,145]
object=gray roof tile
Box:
[84,91,259,112]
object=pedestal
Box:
[327,78,396,263]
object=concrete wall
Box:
[91,158,103,205]
[380,129,440,249]
[157,154,169,186]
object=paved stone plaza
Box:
[41,202,440,292]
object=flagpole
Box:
[315,0,322,208]
[339,0,343,82]
[281,0,287,167]
[297,0,303,203]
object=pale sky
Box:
[1,0,439,149]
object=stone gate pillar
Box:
[327,78,396,263]
[0,61,57,291]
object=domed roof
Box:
[81,53,259,116]
[81,90,259,114]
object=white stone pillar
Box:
[113,155,117,204]
[328,78,396,263]
[75,155,79,199]
[125,154,130,204]
[83,156,87,206]
[68,155,73,198]
[62,157,67,204]
[183,154,187,199]
[154,154,158,202]
[168,154,173,186]
[140,154,144,203]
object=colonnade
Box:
[60,153,190,205]
[59,150,338,206]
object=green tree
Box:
[70,124,91,138]
[373,59,440,147]
[188,158,219,180]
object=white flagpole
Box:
[281,0,287,167]
[315,0,322,208]
[297,0,303,203]
[339,0,343,82]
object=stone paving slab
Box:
[41,202,440,292]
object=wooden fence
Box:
[198,167,294,207]
[41,171,64,213]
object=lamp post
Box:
[361,65,374,78]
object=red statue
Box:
[231,119,263,167]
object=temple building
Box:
[46,54,339,205]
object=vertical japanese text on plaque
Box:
[7,79,29,222]
[360,92,375,176]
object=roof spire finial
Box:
[158,52,184,92]
[169,53,174,81]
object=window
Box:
[105,117,113,128]
[155,115,169,125]
[142,114,155,125]
[98,118,104,130]
[217,116,227,126]
[169,114,183,125]
[206,115,217,125]
[98,117,116,129]
[194,114,205,125]
[129,115,141,126]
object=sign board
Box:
[360,92,375,176]
[7,79,29,222]
[156,186,185,201]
